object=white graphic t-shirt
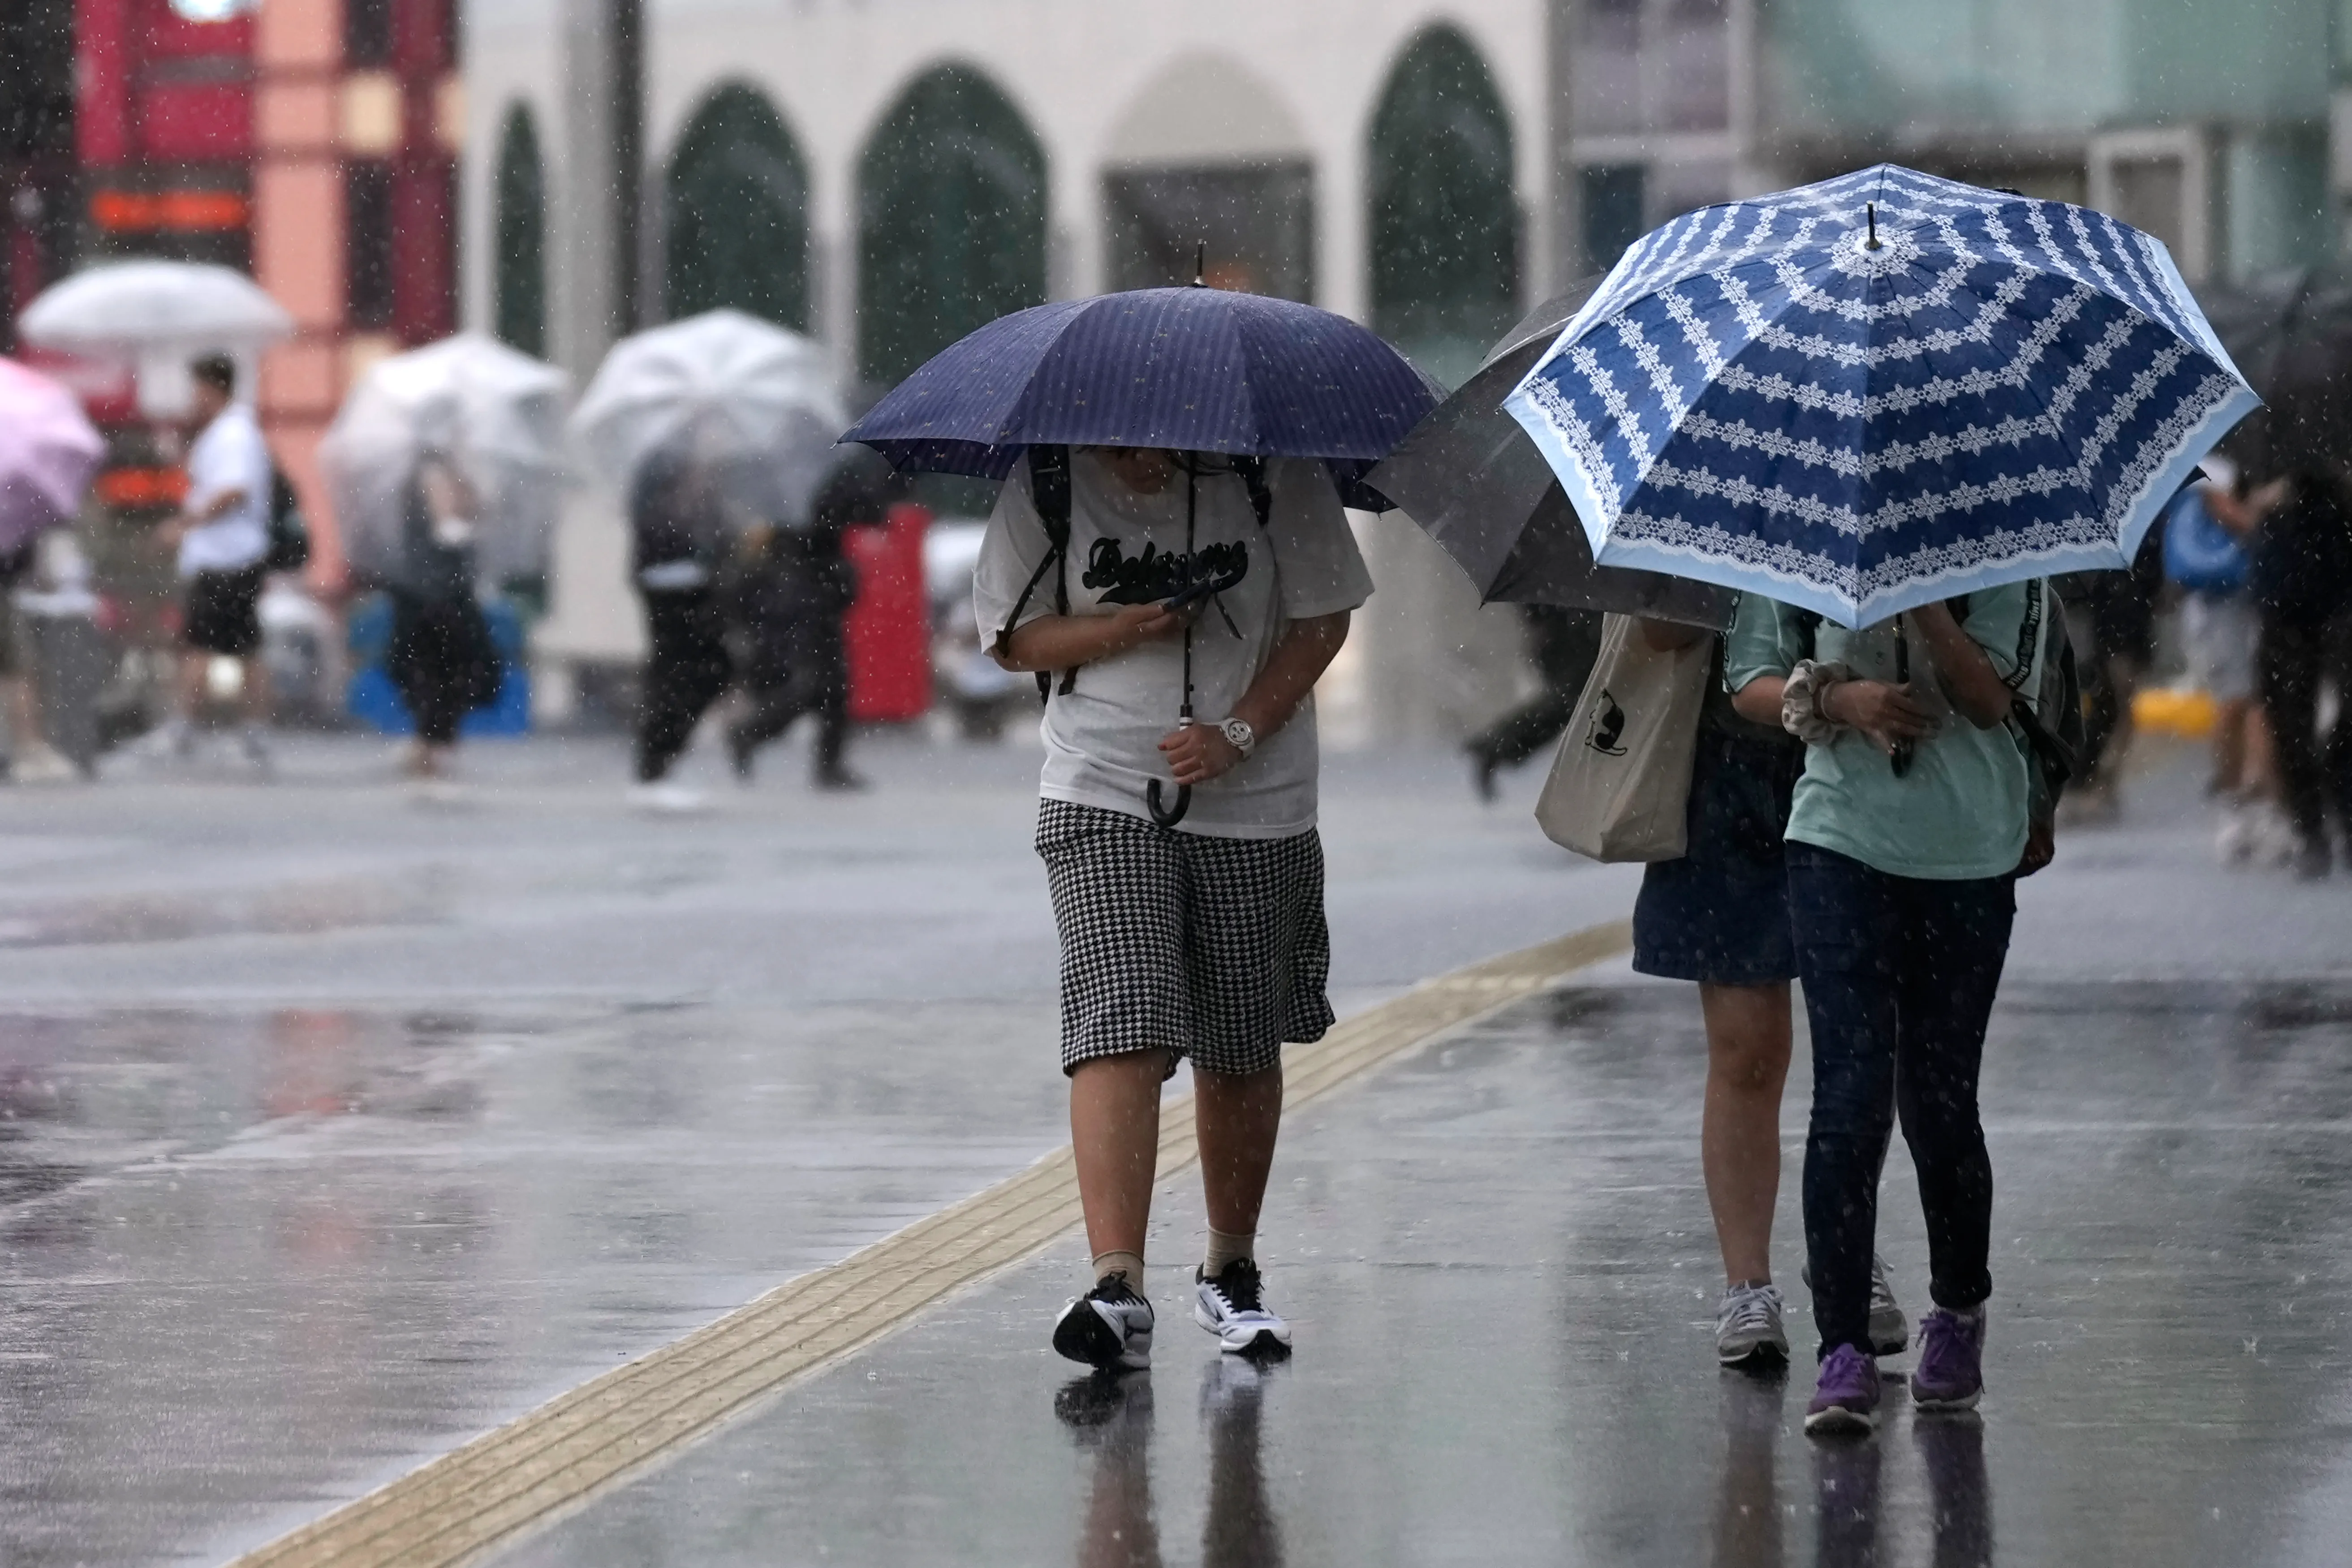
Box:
[974,452,1373,839]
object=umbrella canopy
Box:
[840,286,1439,505]
[17,260,293,352]
[319,333,569,584]
[1503,164,2260,627]
[0,358,104,555]
[571,310,846,527]
[1366,283,1734,629]
[2195,266,2352,478]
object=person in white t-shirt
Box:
[973,444,1372,1373]
[154,353,275,765]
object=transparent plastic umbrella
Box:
[318,334,569,586]
[0,358,104,555]
[17,260,293,352]
[571,310,846,527]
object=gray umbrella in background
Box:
[571,309,847,528]
[319,333,569,586]
[1366,283,1735,629]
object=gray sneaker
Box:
[1801,1256,1911,1357]
[1714,1282,1788,1368]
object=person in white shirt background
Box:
[155,353,275,767]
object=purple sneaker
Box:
[1911,1306,1987,1411]
[1804,1344,1882,1435]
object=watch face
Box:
[1222,719,1254,750]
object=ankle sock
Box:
[1202,1228,1254,1277]
[1090,1250,1146,1295]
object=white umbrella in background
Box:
[570,309,847,526]
[318,333,569,586]
[17,260,294,418]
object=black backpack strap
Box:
[1231,455,1275,528]
[991,444,1077,699]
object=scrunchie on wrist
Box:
[1781,659,1856,745]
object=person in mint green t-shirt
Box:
[1722,581,2048,1436]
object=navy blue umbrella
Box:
[840,285,1439,505]
[846,282,1434,828]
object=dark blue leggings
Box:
[1788,843,2015,1358]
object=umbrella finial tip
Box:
[1193,242,1206,288]
[1866,202,1881,251]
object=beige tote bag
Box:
[1534,613,1711,862]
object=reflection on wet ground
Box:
[0,1000,1072,1567]
[490,978,2352,1568]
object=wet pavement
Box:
[0,730,1636,1565]
[1,729,2346,1564]
[490,973,2352,1568]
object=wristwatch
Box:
[1219,717,1257,757]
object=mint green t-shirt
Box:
[1723,582,2049,881]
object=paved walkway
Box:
[0,731,1634,1566]
[493,971,2352,1568]
[1,729,2346,1564]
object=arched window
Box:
[664,83,810,329]
[857,65,1047,388]
[494,103,547,356]
[1366,27,1520,388]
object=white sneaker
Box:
[1715,1281,1788,1367]
[2254,804,2302,869]
[626,781,708,815]
[1053,1275,1154,1371]
[9,743,80,784]
[138,719,196,761]
[1193,1259,1292,1357]
[2217,804,2256,865]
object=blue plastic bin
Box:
[346,592,533,737]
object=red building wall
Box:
[70,0,463,583]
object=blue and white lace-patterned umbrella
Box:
[1502,164,2261,628]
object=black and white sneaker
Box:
[1193,1259,1292,1357]
[1053,1274,1154,1371]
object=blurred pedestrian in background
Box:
[2054,523,2164,823]
[0,540,69,783]
[979,445,1370,1374]
[1727,583,2048,1434]
[2248,465,2352,879]
[152,353,273,770]
[2167,456,2292,864]
[1633,610,1908,1373]
[628,445,734,811]
[725,460,877,791]
[385,452,500,783]
[1463,605,1602,801]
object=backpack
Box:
[2003,581,2082,838]
[2162,487,2248,595]
[990,446,1274,701]
[266,468,311,573]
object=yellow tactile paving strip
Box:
[228,918,1631,1568]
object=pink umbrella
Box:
[0,357,105,555]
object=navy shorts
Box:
[1632,726,1803,987]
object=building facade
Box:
[466,0,1561,735]
[15,0,463,577]
[467,0,2349,731]
[1564,0,2340,286]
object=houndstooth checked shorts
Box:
[1036,799,1335,1077]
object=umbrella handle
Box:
[1147,779,1193,827]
